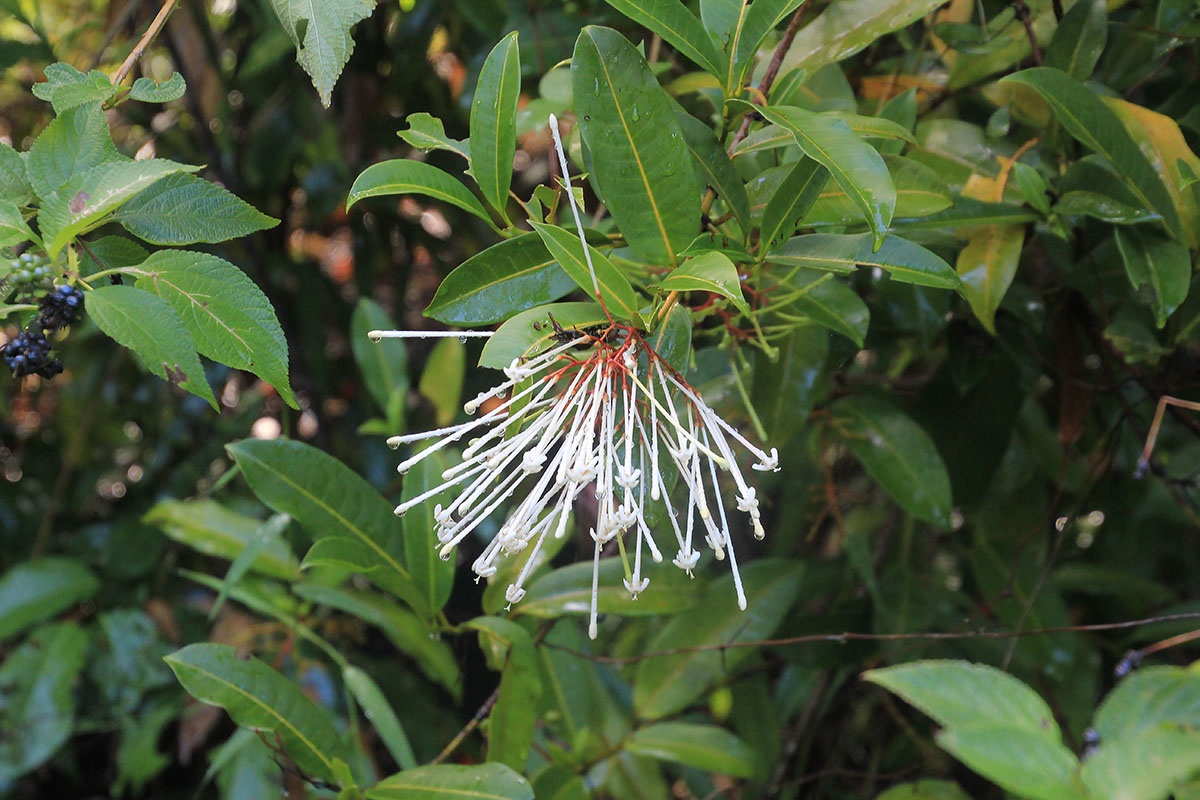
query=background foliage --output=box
[4,0,1200,798]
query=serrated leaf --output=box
[765,233,961,289]
[478,302,607,369]
[116,172,278,244]
[77,235,148,275]
[347,159,494,227]
[1115,227,1191,328]
[779,0,945,76]
[26,103,121,200]
[84,284,216,407]
[352,298,408,412]
[0,558,98,640]
[1093,665,1200,743]
[343,666,416,770]
[470,32,520,219]
[40,158,199,256]
[268,0,375,106]
[366,763,533,800]
[626,722,756,778]
[573,26,700,265]
[600,0,724,78]
[398,112,469,159]
[132,250,294,406]
[0,200,37,248]
[659,251,749,315]
[32,63,117,112]
[142,498,300,580]
[675,111,750,233]
[760,157,827,251]
[0,143,33,207]
[425,234,576,325]
[529,221,639,320]
[956,223,1025,334]
[128,73,186,103]
[164,643,349,782]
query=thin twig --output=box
[1013,1,1043,66]
[727,3,810,156]
[431,686,500,765]
[110,0,180,86]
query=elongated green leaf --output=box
[893,198,1039,229]
[367,763,534,800]
[400,454,455,617]
[936,725,1085,800]
[116,173,278,244]
[26,103,121,200]
[347,159,494,226]
[479,302,607,369]
[398,112,469,159]
[85,284,216,407]
[728,0,805,94]
[626,722,756,777]
[779,270,869,346]
[31,63,117,112]
[651,296,693,373]
[425,234,576,325]
[0,143,33,207]
[766,233,961,289]
[143,499,300,579]
[675,111,750,233]
[1082,728,1200,800]
[128,73,186,103]
[760,157,827,251]
[0,558,98,640]
[0,200,36,248]
[417,337,464,426]
[634,560,802,719]
[343,666,417,770]
[573,26,700,265]
[529,221,639,320]
[806,155,951,226]
[601,0,724,78]
[268,0,374,106]
[1053,190,1155,224]
[779,0,943,75]
[211,514,290,617]
[41,159,199,256]
[517,559,699,619]
[735,101,895,246]
[133,250,295,407]
[752,326,828,444]
[956,224,1025,335]
[0,623,88,782]
[352,298,408,415]
[468,618,540,771]
[1000,67,1182,239]
[1045,0,1106,80]
[1115,227,1191,328]
[470,32,520,218]
[659,251,749,315]
[164,643,348,782]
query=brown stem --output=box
[110,0,180,86]
[727,2,810,156]
[1013,1,1043,66]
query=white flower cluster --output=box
[383,328,779,638]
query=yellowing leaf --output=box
[956,224,1024,334]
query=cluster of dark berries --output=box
[3,329,62,378]
[37,284,84,330]
[2,262,84,379]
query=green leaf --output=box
[347,159,494,227]
[268,0,375,106]
[777,271,869,346]
[650,300,692,373]
[467,618,540,771]
[573,26,700,265]
[77,235,148,276]
[956,224,1025,335]
[722,0,806,95]
[398,112,469,159]
[399,453,455,616]
[1045,0,1106,81]
[0,623,89,782]
[1115,227,1191,328]
[133,250,295,407]
[516,559,700,619]
[760,157,827,251]
[343,666,417,771]
[1053,191,1156,225]
[735,101,895,246]
[426,234,576,325]
[529,221,639,320]
[142,498,300,580]
[352,298,408,412]
[0,558,98,640]
[417,337,465,427]
[830,395,952,525]
[470,31,520,218]
[366,763,534,800]
[675,111,750,233]
[893,197,1038,229]
[876,781,971,800]
[26,103,121,200]
[600,0,724,79]
[164,643,349,782]
[211,514,290,618]
[659,251,750,315]
[1082,728,1200,800]
[806,155,951,226]
[752,326,828,444]
[225,439,418,606]
[0,142,33,207]
[634,560,802,719]
[31,63,117,112]
[478,302,607,369]
[0,200,36,248]
[84,284,216,407]
[935,725,1085,800]
[999,67,1183,240]
[625,722,756,777]
[1092,665,1200,743]
[40,158,199,256]
[116,173,278,244]
[778,0,945,76]
[128,73,186,103]
[765,233,961,289]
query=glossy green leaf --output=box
[352,298,408,413]
[0,142,33,207]
[479,302,607,369]
[347,159,494,226]
[425,234,576,325]
[164,643,349,782]
[766,233,961,289]
[1045,0,1106,80]
[659,251,749,315]
[1082,728,1200,800]
[0,623,88,782]
[399,454,455,616]
[893,198,1039,229]
[0,558,98,640]
[116,173,278,244]
[779,0,944,76]
[0,200,36,248]
[132,250,295,407]
[936,725,1085,800]
[830,395,952,525]
[268,0,374,106]
[634,560,802,719]
[675,111,750,233]
[600,0,724,78]
[626,722,756,777]
[806,155,952,226]
[143,499,300,580]
[999,67,1182,240]
[780,271,869,346]
[573,26,700,265]
[468,618,540,771]
[85,284,216,408]
[517,559,700,619]
[1115,227,1191,328]
[1053,191,1156,224]
[470,32,520,218]
[752,326,828,444]
[529,221,639,320]
[343,666,417,770]
[760,157,827,251]
[956,223,1025,335]
[26,103,120,200]
[366,763,534,800]
[680,232,755,263]
[31,63,117,112]
[877,89,918,156]
[650,300,693,373]
[128,72,186,103]
[735,101,895,246]
[40,158,199,256]
[398,112,469,159]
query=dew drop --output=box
[632,107,639,122]
[459,335,468,344]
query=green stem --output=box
[729,349,769,442]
